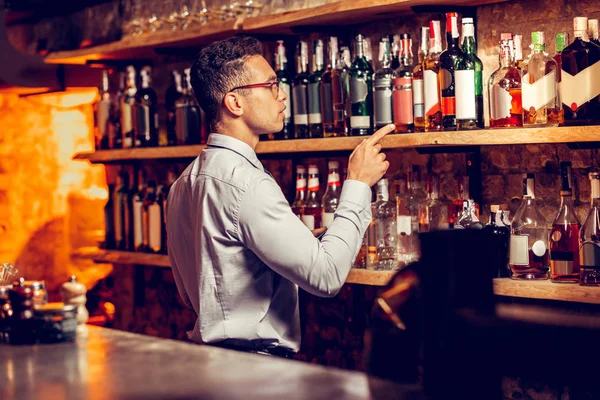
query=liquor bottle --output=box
[94,69,112,150]
[307,40,324,139]
[424,20,443,132]
[397,165,427,266]
[426,175,449,231]
[561,17,600,125]
[133,169,148,252]
[448,175,478,227]
[455,17,484,130]
[175,68,202,145]
[114,170,133,251]
[274,40,294,140]
[121,65,137,148]
[439,12,463,130]
[509,173,550,280]
[293,41,310,139]
[589,18,600,46]
[302,165,322,230]
[144,180,163,254]
[331,46,351,137]
[550,161,581,283]
[392,34,414,133]
[483,205,511,278]
[165,70,183,146]
[455,199,483,229]
[554,33,568,84]
[112,71,125,149]
[373,178,398,270]
[159,167,178,254]
[373,37,394,130]
[135,66,159,147]
[513,34,524,70]
[104,184,116,250]
[580,172,600,286]
[350,34,374,136]
[321,161,341,227]
[391,34,401,71]
[413,27,429,133]
[489,37,523,128]
[321,37,337,138]
[291,165,307,218]
[522,32,562,127]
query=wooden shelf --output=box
[346,269,397,285]
[46,0,509,64]
[74,126,600,163]
[493,279,600,305]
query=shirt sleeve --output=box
[236,175,372,297]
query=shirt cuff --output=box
[339,180,372,212]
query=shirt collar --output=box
[206,133,264,172]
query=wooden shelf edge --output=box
[73,145,207,163]
[493,278,600,305]
[71,247,171,268]
[346,269,396,286]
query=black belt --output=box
[211,341,295,359]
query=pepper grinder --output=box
[60,275,88,328]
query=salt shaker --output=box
[60,275,88,327]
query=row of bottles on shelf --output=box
[290,161,600,287]
[103,167,178,254]
[94,66,209,151]
[271,14,600,140]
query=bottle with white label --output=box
[521,31,561,127]
[135,66,159,147]
[291,165,307,218]
[308,40,324,138]
[321,37,338,138]
[121,65,137,148]
[509,173,550,280]
[350,34,374,136]
[439,12,463,130]
[94,69,112,150]
[133,169,148,252]
[373,179,398,270]
[396,165,427,266]
[275,40,294,140]
[321,161,341,228]
[413,27,429,133]
[580,172,600,286]
[488,37,523,128]
[302,165,322,230]
[423,20,443,132]
[293,41,310,139]
[392,33,414,133]
[373,38,394,130]
[455,18,484,130]
[143,180,163,254]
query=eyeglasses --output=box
[230,80,280,99]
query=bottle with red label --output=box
[291,165,307,218]
[488,34,523,128]
[439,12,463,131]
[302,165,322,230]
[392,33,414,133]
[423,20,443,132]
[322,161,341,227]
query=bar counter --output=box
[0,326,423,400]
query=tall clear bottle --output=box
[331,46,351,137]
[550,161,581,283]
[509,173,549,280]
[439,12,462,130]
[393,34,414,133]
[135,66,159,147]
[275,40,294,140]
[374,37,394,130]
[373,179,398,270]
[350,34,374,136]
[413,27,429,133]
[455,18,484,130]
[522,32,562,127]
[95,69,112,150]
[426,175,449,231]
[175,68,202,145]
[121,65,137,148]
[321,161,341,227]
[424,20,443,132]
[302,165,322,230]
[291,165,307,219]
[308,40,324,138]
[165,70,183,146]
[397,165,427,266]
[561,17,600,125]
[133,169,148,252]
[489,37,523,128]
[293,41,310,139]
[580,172,600,286]
[321,37,338,138]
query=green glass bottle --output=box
[275,40,294,140]
[455,17,484,130]
[308,39,324,138]
[350,34,374,136]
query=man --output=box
[166,36,393,357]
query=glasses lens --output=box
[272,82,279,98]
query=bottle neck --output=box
[327,168,340,186]
[400,38,413,67]
[295,175,307,200]
[575,30,589,41]
[141,74,151,89]
[101,71,110,92]
[356,39,365,60]
[377,183,389,202]
[462,35,476,55]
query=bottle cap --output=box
[500,32,512,41]
[296,165,306,173]
[531,31,545,46]
[328,161,339,169]
[574,17,588,33]
[308,165,319,174]
[555,33,567,52]
[490,205,500,213]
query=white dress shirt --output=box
[166,133,372,352]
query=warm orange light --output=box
[30,88,98,108]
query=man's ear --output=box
[223,92,244,117]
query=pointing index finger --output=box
[366,124,395,147]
